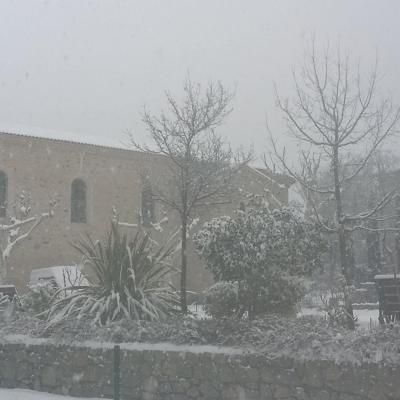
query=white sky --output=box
[0,0,399,161]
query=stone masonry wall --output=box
[0,337,399,400]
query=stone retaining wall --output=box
[0,336,399,400]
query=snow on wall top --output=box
[374,274,400,280]
[1,334,244,355]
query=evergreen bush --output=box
[203,281,238,318]
[194,204,326,318]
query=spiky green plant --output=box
[47,223,179,326]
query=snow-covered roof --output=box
[245,166,294,188]
[0,128,134,153]
[0,129,174,167]
[0,130,293,193]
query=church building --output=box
[0,131,291,293]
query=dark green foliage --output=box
[203,282,239,318]
[21,282,57,317]
[319,275,358,329]
[194,205,326,317]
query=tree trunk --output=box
[180,215,188,314]
[366,193,382,280]
[337,226,355,329]
[366,220,382,279]
[333,145,355,329]
[394,195,400,310]
[0,256,7,285]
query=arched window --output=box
[71,178,87,223]
[141,181,154,226]
[0,170,7,218]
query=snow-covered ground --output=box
[0,389,102,400]
[188,304,208,319]
[190,304,380,330]
[299,307,379,329]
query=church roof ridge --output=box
[0,130,291,187]
[0,130,157,157]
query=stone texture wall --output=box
[0,337,399,400]
[0,132,171,290]
[0,132,290,294]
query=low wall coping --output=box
[0,334,245,355]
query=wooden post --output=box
[113,345,120,400]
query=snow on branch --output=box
[0,193,57,284]
[343,190,398,223]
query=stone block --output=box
[294,386,306,400]
[162,351,195,379]
[122,349,143,372]
[325,363,342,382]
[171,378,192,394]
[218,363,236,383]
[1,359,16,381]
[157,381,173,394]
[199,381,221,398]
[186,385,200,398]
[234,363,259,383]
[143,375,158,394]
[71,350,89,368]
[275,368,301,387]
[221,385,244,400]
[259,365,279,384]
[193,361,218,381]
[16,362,34,382]
[259,383,274,400]
[40,366,57,387]
[164,395,192,400]
[308,388,330,400]
[120,385,142,400]
[338,394,361,400]
[301,361,325,388]
[273,384,292,399]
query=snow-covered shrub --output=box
[319,275,358,329]
[0,191,57,285]
[204,282,238,318]
[46,223,179,326]
[0,293,18,321]
[194,205,326,318]
[0,293,9,308]
[21,282,57,317]
[300,277,325,308]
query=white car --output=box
[0,285,19,304]
[29,265,89,294]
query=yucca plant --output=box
[46,223,179,326]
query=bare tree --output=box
[0,192,57,284]
[303,150,400,280]
[132,78,251,313]
[270,40,400,329]
[343,151,400,279]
